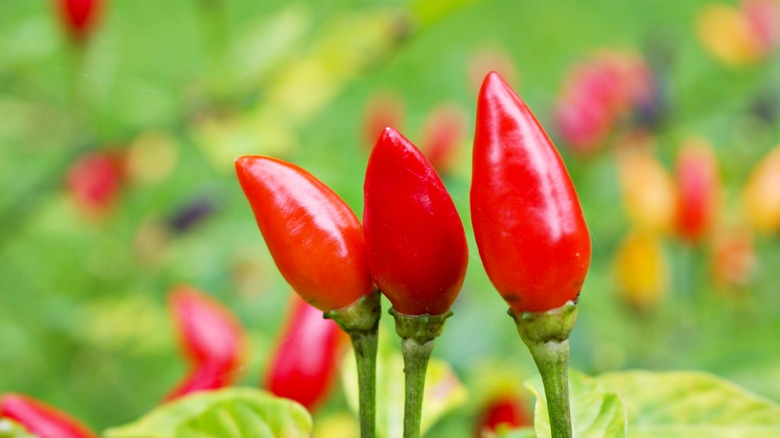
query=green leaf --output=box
[525,369,627,438]
[597,370,780,437]
[104,388,312,438]
[342,328,468,438]
[0,420,35,438]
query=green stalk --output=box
[511,301,578,438]
[400,338,433,438]
[389,309,452,438]
[326,292,382,438]
[348,328,379,438]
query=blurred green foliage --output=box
[2,0,780,435]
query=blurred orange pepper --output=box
[710,224,757,291]
[742,146,780,233]
[613,230,668,312]
[616,139,676,233]
[696,3,766,67]
[674,138,720,244]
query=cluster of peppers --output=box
[236,71,591,438]
[0,71,589,436]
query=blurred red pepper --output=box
[65,150,124,217]
[57,0,101,43]
[235,156,375,312]
[163,362,234,402]
[742,0,780,54]
[0,393,97,438]
[476,394,532,437]
[169,285,244,370]
[165,286,245,401]
[363,127,468,316]
[472,72,591,313]
[419,103,467,176]
[674,138,720,243]
[363,91,406,149]
[553,51,658,153]
[265,295,346,411]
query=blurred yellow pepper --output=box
[696,3,765,67]
[742,146,780,233]
[616,140,676,233]
[613,230,669,312]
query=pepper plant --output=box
[235,156,381,437]
[363,127,468,438]
[471,72,592,438]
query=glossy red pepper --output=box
[235,156,375,312]
[363,127,468,316]
[471,72,591,313]
[164,362,234,401]
[265,295,345,411]
[169,285,244,369]
[674,138,720,243]
[58,0,101,42]
[0,393,97,438]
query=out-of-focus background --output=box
[2,0,780,435]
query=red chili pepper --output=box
[0,393,97,438]
[419,103,467,175]
[66,151,124,217]
[165,286,245,401]
[363,127,468,316]
[265,295,346,411]
[674,138,720,243]
[163,362,234,402]
[476,394,532,436]
[57,0,101,42]
[169,285,244,369]
[471,72,591,313]
[363,91,406,149]
[235,156,375,312]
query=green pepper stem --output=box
[349,328,379,438]
[527,338,572,438]
[326,292,382,438]
[400,338,433,438]
[389,308,452,438]
[511,301,578,438]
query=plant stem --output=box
[326,292,382,438]
[348,328,379,438]
[389,309,452,438]
[527,338,572,438]
[511,301,578,438]
[400,338,433,438]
